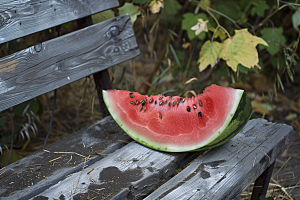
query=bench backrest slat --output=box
[0,0,119,44]
[0,14,139,112]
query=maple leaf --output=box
[219,29,268,72]
[149,0,164,14]
[198,41,222,71]
[191,18,209,36]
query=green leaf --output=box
[133,0,152,3]
[169,44,182,68]
[160,0,182,23]
[238,64,249,74]
[214,0,241,21]
[260,27,286,56]
[197,40,222,71]
[292,8,300,31]
[119,3,141,25]
[182,13,209,40]
[250,1,269,17]
[0,118,4,126]
[91,10,115,24]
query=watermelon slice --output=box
[103,84,252,152]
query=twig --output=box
[87,168,94,175]
[53,152,91,160]
[73,157,88,194]
[49,156,62,163]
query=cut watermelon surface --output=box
[103,84,252,152]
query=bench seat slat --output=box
[30,140,201,200]
[0,116,132,199]
[145,119,295,200]
[0,14,140,112]
[0,0,119,44]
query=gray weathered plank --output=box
[0,0,119,44]
[0,116,132,199]
[29,141,201,200]
[145,119,296,200]
[0,14,140,112]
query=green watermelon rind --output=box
[193,91,252,151]
[103,89,252,152]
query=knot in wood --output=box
[114,47,119,53]
[109,26,119,37]
[34,44,42,53]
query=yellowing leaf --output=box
[197,40,222,71]
[191,18,209,35]
[219,29,268,72]
[149,0,164,14]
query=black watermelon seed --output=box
[187,108,191,112]
[155,100,157,105]
[198,112,202,117]
[144,98,147,103]
[150,98,153,103]
[129,92,133,95]
[142,102,145,106]
[168,102,171,106]
[199,101,202,107]
[180,98,182,101]
[159,97,163,100]
[177,100,179,105]
[173,102,175,107]
[130,95,134,98]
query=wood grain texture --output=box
[0,116,132,199]
[76,16,112,117]
[145,119,296,200]
[30,139,200,200]
[0,0,119,44]
[0,14,140,112]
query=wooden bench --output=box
[0,1,296,200]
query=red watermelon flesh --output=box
[103,84,252,152]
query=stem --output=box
[255,3,293,33]
[205,8,231,41]
[190,0,241,29]
[184,38,197,77]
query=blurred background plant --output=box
[1,0,300,197]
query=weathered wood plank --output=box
[0,116,132,199]
[0,14,140,112]
[145,119,296,200]
[0,0,119,44]
[29,141,201,200]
